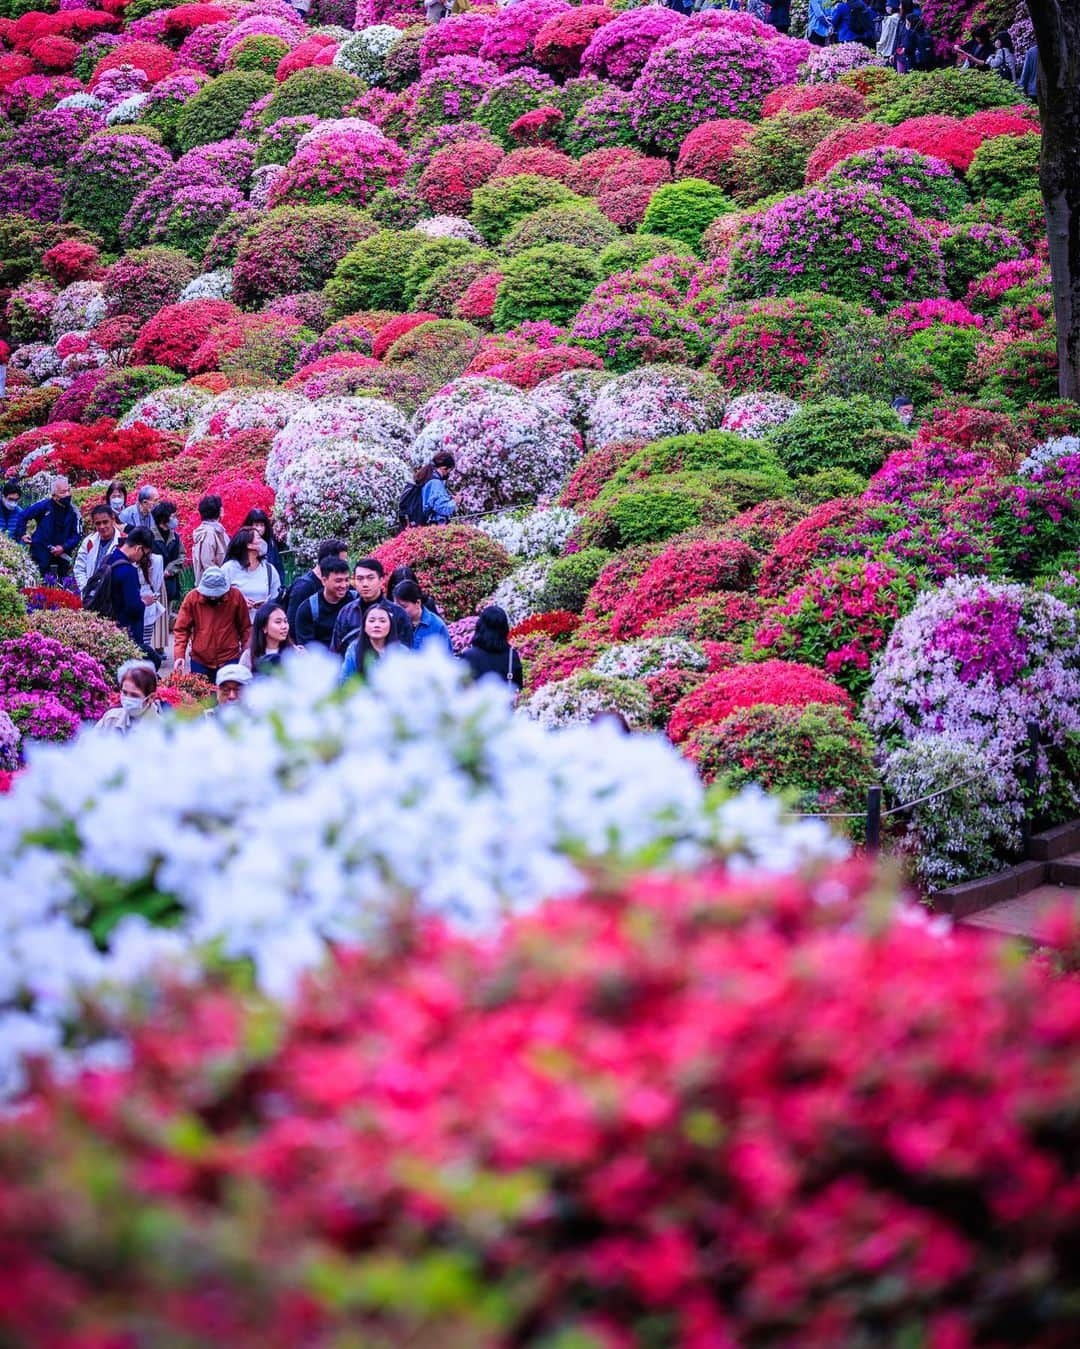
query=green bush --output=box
[870,67,1021,125]
[597,234,693,278]
[470,175,583,245]
[402,238,489,308]
[259,67,366,128]
[254,117,316,169]
[228,34,289,76]
[502,203,619,256]
[941,222,1027,299]
[899,323,982,398]
[369,186,431,231]
[766,396,909,478]
[966,134,1041,204]
[492,244,600,328]
[611,430,780,488]
[325,229,427,316]
[413,257,497,317]
[0,576,28,642]
[175,71,272,152]
[582,476,736,550]
[382,319,483,384]
[538,547,612,613]
[639,179,736,252]
[726,110,840,207]
[997,189,1046,253]
[794,468,869,505]
[475,71,558,147]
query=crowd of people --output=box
[3,454,521,736]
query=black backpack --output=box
[82,557,123,620]
[396,482,430,533]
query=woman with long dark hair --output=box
[242,600,297,674]
[413,450,457,525]
[222,525,282,619]
[105,480,127,518]
[341,601,402,680]
[459,604,523,691]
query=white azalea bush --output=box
[411,384,582,513]
[177,268,234,302]
[278,440,411,558]
[266,395,412,487]
[186,388,309,448]
[586,364,726,449]
[525,670,655,731]
[477,506,580,558]
[334,27,402,84]
[592,636,710,679]
[488,557,555,625]
[118,383,212,432]
[1019,435,1080,476]
[0,647,844,1096]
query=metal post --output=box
[1022,722,1040,855]
[865,786,882,852]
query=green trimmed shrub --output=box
[899,323,983,398]
[503,203,619,256]
[766,396,910,478]
[794,468,869,505]
[402,237,488,308]
[259,67,366,128]
[492,243,600,328]
[582,475,737,549]
[324,229,427,316]
[870,67,1021,125]
[597,234,693,278]
[611,430,779,488]
[941,222,1028,299]
[966,133,1041,204]
[725,110,840,207]
[470,174,583,244]
[228,34,289,76]
[176,70,274,152]
[538,547,612,613]
[639,179,736,251]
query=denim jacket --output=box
[421,475,456,524]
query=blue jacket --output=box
[829,3,862,42]
[808,0,833,37]
[104,546,146,646]
[0,498,21,539]
[421,475,456,525]
[15,497,81,574]
[411,606,452,654]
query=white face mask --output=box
[110,497,124,510]
[120,693,147,715]
[254,539,268,559]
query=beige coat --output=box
[191,520,229,583]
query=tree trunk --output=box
[1026,1,1080,401]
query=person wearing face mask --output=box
[891,394,915,429]
[73,503,121,595]
[16,475,82,578]
[0,482,22,539]
[240,508,283,577]
[93,660,162,736]
[151,501,187,609]
[105,481,128,519]
[222,526,282,620]
[173,565,251,683]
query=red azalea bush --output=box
[804,121,889,183]
[372,524,513,621]
[90,40,175,87]
[563,145,641,196]
[27,36,79,73]
[40,238,101,286]
[483,345,604,389]
[610,536,759,638]
[885,115,983,172]
[508,106,564,145]
[763,81,865,119]
[668,658,853,744]
[10,863,1080,1346]
[22,419,171,486]
[758,498,875,597]
[130,298,239,374]
[492,146,576,183]
[675,118,753,185]
[371,310,440,360]
[533,5,615,78]
[416,138,505,216]
[510,609,579,641]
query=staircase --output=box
[931,822,1080,946]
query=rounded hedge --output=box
[766,395,910,478]
[470,173,583,244]
[639,179,736,252]
[493,243,600,329]
[233,204,378,308]
[259,66,366,128]
[824,145,969,220]
[325,229,427,316]
[176,70,273,152]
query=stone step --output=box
[1048,854,1080,886]
[959,884,1080,945]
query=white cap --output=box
[215,663,252,687]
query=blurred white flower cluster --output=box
[0,648,845,1097]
